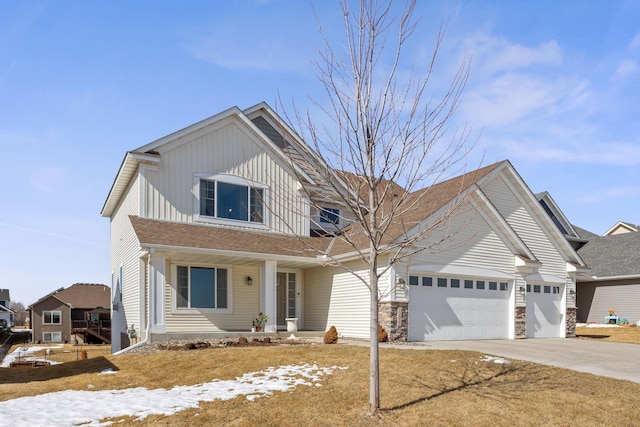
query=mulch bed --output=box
[124,336,312,354]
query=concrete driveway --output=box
[417,338,640,384]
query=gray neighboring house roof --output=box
[572,225,599,240]
[0,289,10,302]
[577,232,640,279]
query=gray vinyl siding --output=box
[142,118,307,235]
[577,280,640,324]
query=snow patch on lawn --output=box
[576,323,622,328]
[0,363,347,426]
[481,355,511,364]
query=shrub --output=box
[80,349,88,360]
[378,324,388,342]
[324,326,338,344]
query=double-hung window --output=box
[43,310,62,325]
[176,265,229,310]
[197,175,265,224]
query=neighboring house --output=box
[102,102,588,353]
[603,221,639,236]
[28,284,111,344]
[0,289,14,327]
[576,231,640,324]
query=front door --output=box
[276,272,297,328]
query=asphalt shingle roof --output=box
[577,232,640,278]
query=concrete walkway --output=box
[388,338,640,384]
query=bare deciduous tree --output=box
[288,0,475,413]
[9,301,28,326]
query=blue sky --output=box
[2,1,639,305]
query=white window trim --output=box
[193,173,269,229]
[43,332,62,342]
[170,263,233,314]
[43,310,62,325]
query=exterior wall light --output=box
[247,276,253,286]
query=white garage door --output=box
[408,276,510,341]
[525,284,563,338]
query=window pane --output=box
[250,188,264,223]
[534,285,541,293]
[500,282,508,291]
[177,266,189,308]
[489,281,497,290]
[320,207,340,224]
[422,277,432,287]
[544,285,551,294]
[409,276,419,286]
[217,181,248,221]
[216,269,228,309]
[477,281,485,290]
[191,267,216,308]
[464,280,473,289]
[200,180,215,216]
[451,279,460,288]
[437,278,447,287]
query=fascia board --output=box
[470,186,536,260]
[142,243,324,265]
[101,152,160,217]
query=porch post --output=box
[148,252,166,334]
[263,260,277,333]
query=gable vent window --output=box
[196,176,266,225]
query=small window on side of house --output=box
[489,281,497,290]
[476,281,485,290]
[500,282,508,291]
[409,276,419,286]
[544,285,551,294]
[43,311,62,325]
[464,280,473,289]
[450,279,460,288]
[422,277,432,287]
[437,278,447,287]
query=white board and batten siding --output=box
[142,119,308,236]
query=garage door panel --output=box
[526,289,563,338]
[409,282,509,341]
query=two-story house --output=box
[102,102,588,353]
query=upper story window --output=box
[43,310,62,325]
[195,174,267,226]
[319,207,340,225]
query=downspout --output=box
[113,249,152,355]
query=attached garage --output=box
[408,274,511,341]
[525,283,564,338]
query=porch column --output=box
[148,252,166,333]
[262,260,277,333]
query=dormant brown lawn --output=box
[1,328,639,426]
